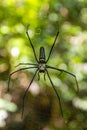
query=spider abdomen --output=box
[39,47,46,63]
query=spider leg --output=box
[7,66,37,92]
[26,25,38,63]
[37,71,40,80]
[46,65,79,93]
[46,25,59,63]
[46,69,63,117]
[15,63,38,67]
[22,68,39,118]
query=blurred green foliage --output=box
[0,0,87,129]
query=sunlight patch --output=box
[11,47,20,57]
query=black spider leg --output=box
[26,25,38,63]
[46,65,79,93]
[22,68,39,118]
[15,63,37,67]
[46,26,59,63]
[46,69,63,117]
[8,66,37,92]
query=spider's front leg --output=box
[37,71,40,80]
[7,66,37,92]
[46,65,79,93]
[46,69,63,117]
[22,68,39,118]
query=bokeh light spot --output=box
[11,47,20,57]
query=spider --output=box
[8,25,79,118]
